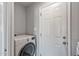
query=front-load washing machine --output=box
[14,35,36,56]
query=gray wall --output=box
[14,3,35,35]
[25,6,34,34]
[71,2,79,56]
[14,3,26,35]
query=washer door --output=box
[19,42,36,56]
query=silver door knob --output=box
[63,42,67,45]
[63,36,66,39]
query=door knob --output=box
[63,42,67,45]
[63,36,66,39]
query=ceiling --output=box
[15,2,34,6]
[14,2,48,7]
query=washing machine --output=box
[14,35,36,56]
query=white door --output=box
[39,3,68,56]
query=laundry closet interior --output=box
[13,2,53,56]
[13,2,38,56]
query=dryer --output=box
[14,35,36,56]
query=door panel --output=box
[39,3,68,56]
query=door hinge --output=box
[40,13,42,16]
[4,49,7,52]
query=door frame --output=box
[67,2,72,56]
[38,2,71,56]
[6,2,14,56]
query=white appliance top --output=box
[14,35,34,40]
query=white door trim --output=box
[67,2,72,56]
[11,2,14,56]
[6,2,14,56]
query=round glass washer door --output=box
[19,42,36,56]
